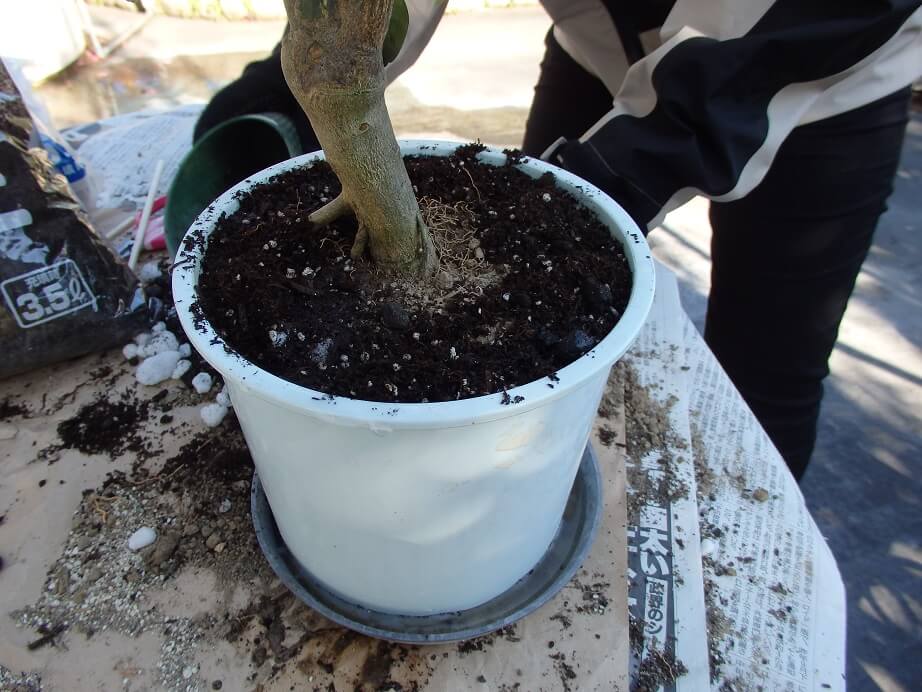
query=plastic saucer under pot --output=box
[250,443,603,644]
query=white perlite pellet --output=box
[215,387,231,408]
[200,403,228,428]
[171,359,191,380]
[191,372,213,394]
[136,351,181,386]
[128,527,157,551]
[139,331,179,358]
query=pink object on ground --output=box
[144,215,166,250]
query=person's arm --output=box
[545,0,922,230]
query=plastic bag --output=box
[0,60,146,380]
[2,57,98,214]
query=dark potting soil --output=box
[57,393,151,457]
[194,145,632,403]
[0,397,29,421]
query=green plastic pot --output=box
[164,113,303,259]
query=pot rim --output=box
[171,140,655,429]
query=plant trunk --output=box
[280,1,435,276]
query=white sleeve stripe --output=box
[651,8,922,226]
[559,0,779,140]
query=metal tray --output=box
[251,444,602,644]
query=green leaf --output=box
[382,0,409,65]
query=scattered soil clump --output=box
[456,625,521,655]
[574,578,611,615]
[703,575,733,680]
[632,646,689,692]
[0,397,29,421]
[629,616,688,692]
[692,424,717,501]
[56,392,151,457]
[0,666,42,691]
[620,360,690,521]
[620,356,691,690]
[622,360,681,462]
[15,419,264,689]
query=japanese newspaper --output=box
[682,309,846,691]
[623,270,709,691]
[624,267,845,691]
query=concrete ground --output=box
[32,6,922,691]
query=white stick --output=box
[104,215,135,240]
[128,159,164,271]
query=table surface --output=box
[0,111,845,690]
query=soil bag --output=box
[0,61,146,379]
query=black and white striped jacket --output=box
[395,0,922,228]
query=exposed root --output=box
[420,196,481,277]
[91,495,118,524]
[308,194,352,228]
[309,196,430,274]
[385,196,499,314]
[305,194,491,306]
[460,165,482,200]
[351,222,369,260]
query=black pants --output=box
[523,30,911,480]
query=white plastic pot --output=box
[173,141,655,615]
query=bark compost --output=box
[193,145,633,403]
